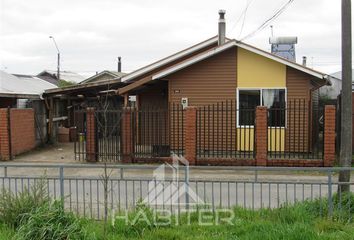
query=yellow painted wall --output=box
[236,128,254,151]
[237,48,286,88]
[267,128,285,152]
[236,128,285,152]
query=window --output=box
[239,90,260,126]
[237,88,286,127]
[264,89,286,127]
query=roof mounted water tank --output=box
[269,36,298,62]
[269,37,298,44]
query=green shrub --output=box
[15,200,91,240]
[0,179,49,228]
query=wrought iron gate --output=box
[73,109,123,162]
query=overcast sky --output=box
[0,0,352,77]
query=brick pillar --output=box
[185,107,197,165]
[0,109,10,160]
[122,107,133,163]
[86,108,97,162]
[255,106,267,166]
[324,105,336,167]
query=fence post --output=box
[324,105,336,167]
[0,108,11,161]
[59,166,64,203]
[184,164,189,210]
[327,170,333,218]
[122,107,133,163]
[255,106,268,166]
[86,107,97,162]
[184,107,197,165]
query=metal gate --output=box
[73,109,123,162]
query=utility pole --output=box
[49,36,60,81]
[339,0,352,193]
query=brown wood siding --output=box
[286,67,312,101]
[135,82,169,146]
[166,48,237,153]
[129,42,219,84]
[168,47,237,106]
[286,67,314,153]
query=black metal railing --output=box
[73,108,123,162]
[267,99,324,159]
[73,109,87,161]
[196,100,255,159]
[132,103,184,159]
[95,109,122,162]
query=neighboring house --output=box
[80,70,126,84]
[319,69,354,99]
[1,71,56,107]
[0,70,57,146]
[43,73,127,136]
[37,70,86,86]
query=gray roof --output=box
[330,69,354,81]
[37,70,86,83]
[80,70,127,84]
[0,71,56,98]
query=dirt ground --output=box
[13,143,76,163]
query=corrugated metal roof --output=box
[37,70,86,83]
[0,70,57,97]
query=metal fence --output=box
[95,109,123,162]
[1,163,352,220]
[267,99,324,159]
[73,108,87,161]
[132,103,185,159]
[196,100,255,159]
[73,109,123,162]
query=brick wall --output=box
[86,108,97,162]
[0,108,35,160]
[0,109,10,160]
[323,105,336,167]
[185,107,197,165]
[255,106,267,166]
[121,107,133,163]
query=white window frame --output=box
[236,87,287,128]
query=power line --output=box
[240,0,295,41]
[238,0,254,38]
[230,0,254,33]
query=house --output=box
[80,70,127,84]
[0,71,57,154]
[319,69,354,100]
[43,10,337,165]
[0,71,56,108]
[114,11,334,157]
[37,70,86,86]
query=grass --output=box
[2,201,353,240]
[87,202,354,240]
[0,185,353,240]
